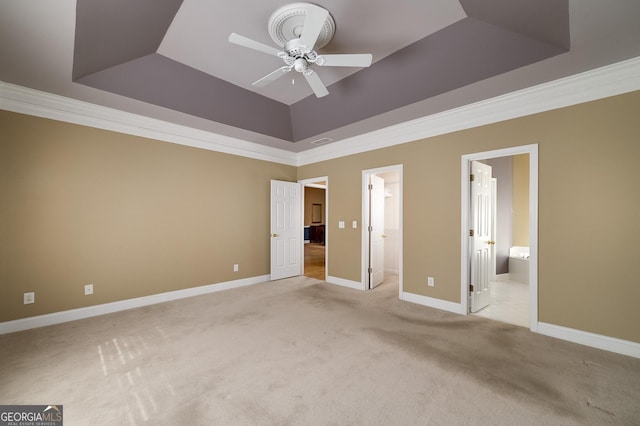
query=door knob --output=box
[486,240,496,245]
[271,233,279,237]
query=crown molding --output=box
[2,56,640,167]
[296,56,640,166]
[0,82,298,166]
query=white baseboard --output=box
[401,291,464,315]
[0,275,269,335]
[538,322,640,359]
[326,276,364,291]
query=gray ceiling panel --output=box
[73,0,183,80]
[77,54,293,141]
[289,18,567,141]
[460,0,570,49]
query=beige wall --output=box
[299,91,640,343]
[512,154,530,246]
[2,91,639,344]
[0,111,296,322]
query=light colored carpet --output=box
[1,276,639,425]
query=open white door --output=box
[270,180,301,280]
[369,175,385,288]
[490,177,497,282]
[470,161,494,312]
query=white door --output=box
[470,161,494,312]
[490,177,497,282]
[270,180,301,280]
[369,175,385,288]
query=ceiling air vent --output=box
[310,137,333,145]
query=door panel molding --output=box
[470,161,493,312]
[270,180,302,280]
[369,174,385,288]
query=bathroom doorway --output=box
[461,145,538,331]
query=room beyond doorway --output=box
[300,177,328,281]
[470,155,530,328]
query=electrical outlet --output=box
[84,284,93,295]
[233,264,239,272]
[24,292,35,304]
[428,277,435,287]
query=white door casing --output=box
[470,161,493,313]
[369,174,385,288]
[270,180,301,280]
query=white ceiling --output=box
[157,0,466,104]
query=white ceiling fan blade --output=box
[304,71,329,98]
[228,33,281,57]
[298,4,329,50]
[253,67,291,87]
[317,54,373,68]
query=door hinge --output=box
[469,229,474,237]
[470,174,475,182]
[368,267,373,274]
[469,284,474,292]
[368,225,373,232]
[368,184,373,190]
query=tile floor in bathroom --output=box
[473,278,530,328]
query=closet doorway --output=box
[361,165,403,297]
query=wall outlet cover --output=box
[24,292,35,304]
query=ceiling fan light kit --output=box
[228,2,373,98]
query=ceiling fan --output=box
[228,2,373,98]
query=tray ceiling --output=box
[1,0,640,152]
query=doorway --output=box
[362,165,403,297]
[299,177,328,281]
[461,145,538,331]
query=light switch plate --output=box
[352,221,358,229]
[338,221,345,229]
